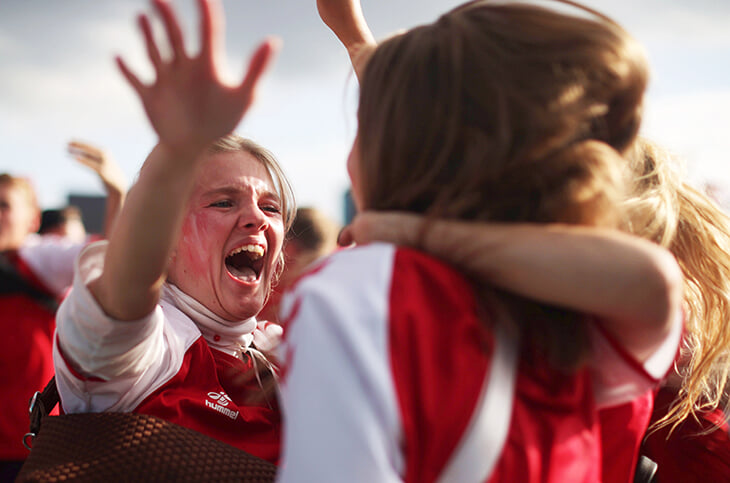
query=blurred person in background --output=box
[0,141,125,480]
[39,206,87,243]
[258,207,339,325]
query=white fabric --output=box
[436,319,519,483]
[277,244,404,483]
[252,321,284,353]
[591,309,683,408]
[161,283,256,357]
[277,242,683,482]
[53,240,262,413]
[18,233,84,295]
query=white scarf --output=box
[161,283,279,407]
[161,283,256,358]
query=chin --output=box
[226,298,264,321]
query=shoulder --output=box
[293,242,397,287]
[19,234,87,294]
[291,243,466,296]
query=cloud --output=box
[643,89,730,185]
[638,8,730,47]
[1,0,729,219]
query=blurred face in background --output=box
[0,182,39,251]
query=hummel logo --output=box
[207,391,233,406]
[205,391,239,420]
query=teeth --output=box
[229,244,264,260]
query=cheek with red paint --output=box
[177,212,215,278]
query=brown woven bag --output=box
[17,378,277,482]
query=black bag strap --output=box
[0,251,59,312]
[633,454,658,483]
[23,377,60,450]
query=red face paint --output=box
[167,151,285,321]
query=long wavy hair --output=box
[625,138,730,431]
[355,0,648,369]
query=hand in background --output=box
[67,140,128,237]
[316,0,375,79]
[68,140,127,195]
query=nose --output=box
[237,202,268,231]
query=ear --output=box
[27,209,41,235]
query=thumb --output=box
[337,224,355,247]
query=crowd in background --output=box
[2,0,730,482]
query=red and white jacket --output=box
[276,243,682,482]
[54,242,281,463]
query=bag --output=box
[17,378,277,482]
[634,455,658,483]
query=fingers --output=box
[198,0,224,62]
[68,140,95,155]
[68,142,102,161]
[116,55,146,97]
[72,156,100,172]
[138,14,162,70]
[152,0,186,62]
[68,141,104,170]
[237,37,281,106]
[337,225,355,247]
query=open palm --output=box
[118,0,278,157]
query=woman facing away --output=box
[52,0,292,464]
[347,138,730,482]
[276,1,683,481]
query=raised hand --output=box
[317,0,374,46]
[316,0,375,79]
[68,140,128,237]
[116,0,279,158]
[68,140,127,194]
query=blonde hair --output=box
[625,138,730,432]
[0,173,40,214]
[356,0,646,368]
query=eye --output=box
[209,200,233,208]
[261,204,281,214]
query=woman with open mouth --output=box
[51,0,293,464]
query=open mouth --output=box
[225,244,265,282]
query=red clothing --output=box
[55,241,281,464]
[387,249,600,483]
[277,244,681,482]
[642,386,730,483]
[599,392,655,483]
[57,317,281,464]
[110,339,280,462]
[0,292,56,460]
[0,248,68,460]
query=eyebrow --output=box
[202,185,280,201]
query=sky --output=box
[1,0,729,225]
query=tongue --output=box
[227,265,257,282]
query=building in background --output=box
[67,194,106,235]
